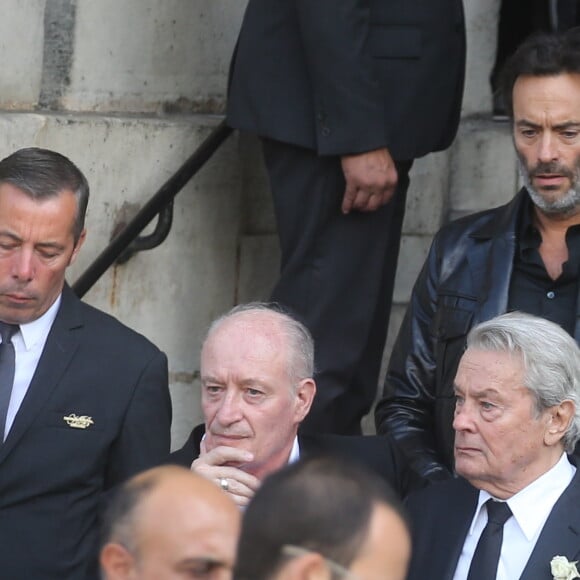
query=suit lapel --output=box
[519,471,580,580]
[440,481,479,580]
[407,479,478,580]
[0,287,82,463]
[297,433,318,458]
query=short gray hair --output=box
[205,302,315,384]
[466,312,580,453]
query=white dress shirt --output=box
[453,453,576,580]
[289,435,300,463]
[3,296,61,440]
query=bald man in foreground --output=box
[99,465,240,580]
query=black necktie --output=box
[466,499,513,580]
[0,322,18,441]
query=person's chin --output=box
[454,447,485,471]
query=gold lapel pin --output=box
[63,414,94,429]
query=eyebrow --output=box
[0,231,66,251]
[453,385,502,399]
[201,376,268,388]
[178,557,229,570]
[515,119,580,131]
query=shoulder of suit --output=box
[406,476,474,510]
[73,297,164,357]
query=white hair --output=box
[467,312,580,453]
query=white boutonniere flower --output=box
[551,556,580,580]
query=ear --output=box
[68,228,86,266]
[278,552,332,580]
[293,378,316,423]
[100,543,136,580]
[544,400,575,447]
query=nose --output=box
[214,390,243,426]
[11,248,35,282]
[452,400,476,433]
[537,132,558,164]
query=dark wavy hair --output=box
[499,26,580,118]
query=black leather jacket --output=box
[375,188,580,483]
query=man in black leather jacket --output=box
[375,28,580,486]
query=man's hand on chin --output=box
[191,441,260,507]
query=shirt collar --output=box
[471,453,575,540]
[518,191,539,252]
[17,294,61,351]
[288,435,300,464]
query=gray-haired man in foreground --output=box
[407,312,580,580]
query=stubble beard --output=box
[517,156,580,216]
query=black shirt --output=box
[508,195,580,337]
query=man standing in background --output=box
[227,0,466,434]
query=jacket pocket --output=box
[432,303,474,341]
[431,300,476,396]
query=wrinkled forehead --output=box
[455,348,526,390]
[201,313,293,377]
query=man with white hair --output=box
[376,27,580,486]
[171,302,415,506]
[407,312,580,580]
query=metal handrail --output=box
[72,119,233,298]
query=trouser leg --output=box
[262,138,411,434]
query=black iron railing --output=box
[72,119,233,298]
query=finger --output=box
[192,462,261,495]
[215,466,261,491]
[350,189,372,212]
[198,445,254,466]
[219,476,259,500]
[230,491,253,508]
[379,186,396,206]
[365,193,384,212]
[341,181,358,214]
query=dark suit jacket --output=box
[171,423,422,498]
[227,0,465,161]
[376,188,580,482]
[406,471,580,580]
[0,285,172,580]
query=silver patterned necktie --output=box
[0,322,19,441]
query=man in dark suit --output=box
[376,28,580,486]
[171,302,418,503]
[226,0,466,435]
[406,313,580,580]
[0,148,172,579]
